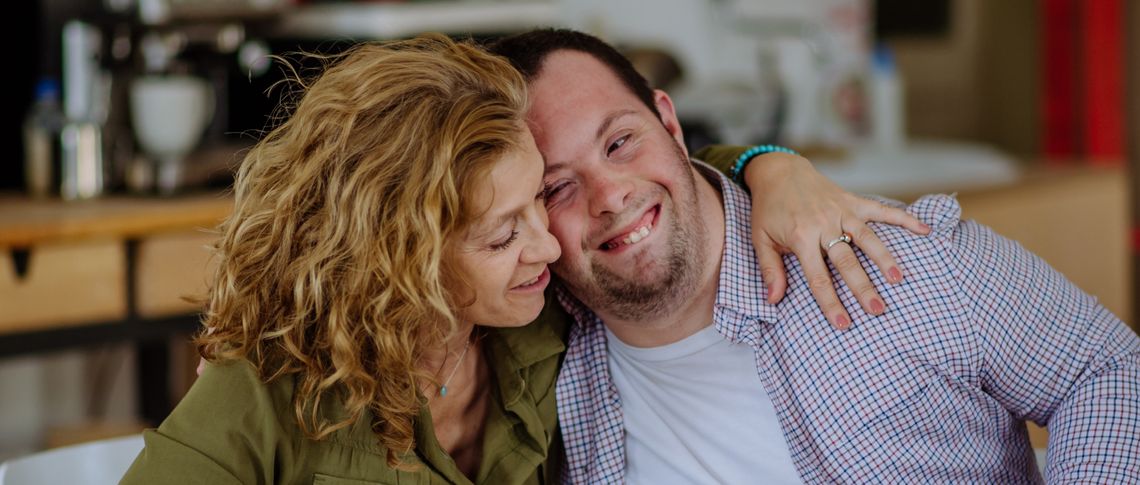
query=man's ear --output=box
[653,89,688,158]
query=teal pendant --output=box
[439,386,448,397]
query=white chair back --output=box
[0,434,144,485]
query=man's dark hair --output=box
[487,28,662,120]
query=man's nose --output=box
[586,175,633,218]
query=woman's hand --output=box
[743,152,930,330]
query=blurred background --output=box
[0,0,1135,462]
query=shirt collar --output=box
[486,298,567,369]
[484,296,567,405]
[698,162,782,337]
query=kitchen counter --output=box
[812,139,1022,199]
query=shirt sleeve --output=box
[119,360,289,484]
[938,204,1140,483]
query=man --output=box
[489,29,1139,484]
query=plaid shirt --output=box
[554,165,1140,484]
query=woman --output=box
[122,34,920,484]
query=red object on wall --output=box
[1041,0,1078,162]
[1040,0,1125,165]
[1081,0,1125,164]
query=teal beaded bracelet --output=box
[729,144,800,184]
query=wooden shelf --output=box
[0,192,233,249]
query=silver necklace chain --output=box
[438,335,473,397]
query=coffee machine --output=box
[118,0,289,195]
[19,0,290,198]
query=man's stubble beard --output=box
[559,142,709,322]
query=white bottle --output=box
[61,20,106,200]
[776,38,822,148]
[23,79,64,198]
[869,44,905,151]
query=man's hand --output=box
[744,152,930,330]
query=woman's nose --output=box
[522,224,561,265]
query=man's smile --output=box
[599,205,660,252]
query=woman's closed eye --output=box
[490,229,519,251]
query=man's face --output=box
[527,50,710,321]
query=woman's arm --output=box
[698,145,930,330]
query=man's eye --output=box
[606,135,630,156]
[543,181,568,204]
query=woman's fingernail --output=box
[888,267,903,283]
[870,298,885,314]
[920,223,932,233]
[835,313,851,330]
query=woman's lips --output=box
[512,266,550,292]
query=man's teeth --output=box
[620,225,652,246]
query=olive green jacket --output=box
[119,146,751,485]
[121,308,568,485]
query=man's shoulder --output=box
[864,193,967,255]
[773,193,973,319]
[878,193,963,235]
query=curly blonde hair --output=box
[196,34,529,466]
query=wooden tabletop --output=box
[0,192,233,248]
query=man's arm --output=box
[942,212,1140,482]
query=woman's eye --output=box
[490,230,519,251]
[606,135,630,156]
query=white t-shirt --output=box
[606,324,803,484]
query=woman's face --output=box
[448,128,561,327]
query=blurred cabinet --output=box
[0,193,230,428]
[0,194,230,351]
[135,231,216,319]
[1,239,126,333]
